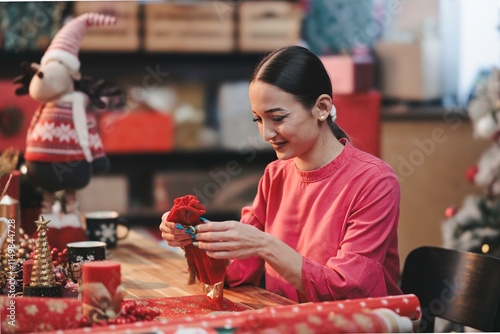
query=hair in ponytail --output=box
[251,45,349,140]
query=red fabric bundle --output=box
[167,195,227,308]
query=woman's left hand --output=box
[195,220,265,260]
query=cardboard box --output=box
[154,169,262,213]
[334,90,381,157]
[144,2,234,52]
[99,111,174,153]
[74,1,140,51]
[375,39,442,101]
[218,81,267,150]
[238,1,302,52]
[77,175,128,214]
[321,55,374,94]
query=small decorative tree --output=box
[23,216,62,297]
[442,69,500,257]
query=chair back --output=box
[400,246,500,332]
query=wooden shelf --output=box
[106,149,276,224]
[121,208,244,226]
[0,51,266,82]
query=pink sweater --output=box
[226,139,402,302]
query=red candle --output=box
[22,259,34,285]
[82,260,121,305]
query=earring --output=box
[320,116,325,121]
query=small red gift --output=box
[167,195,227,309]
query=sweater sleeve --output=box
[302,173,401,301]
[226,169,269,287]
[225,208,265,287]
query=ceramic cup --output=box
[85,211,130,249]
[67,241,106,283]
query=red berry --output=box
[444,206,457,218]
[80,316,90,326]
[466,165,478,183]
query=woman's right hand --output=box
[159,211,193,247]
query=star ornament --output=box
[35,216,51,231]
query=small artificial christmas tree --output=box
[23,216,62,297]
[442,69,500,257]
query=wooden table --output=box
[108,230,296,310]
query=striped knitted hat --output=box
[41,13,117,72]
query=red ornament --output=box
[54,268,67,286]
[79,316,91,327]
[445,206,457,218]
[466,165,479,184]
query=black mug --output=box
[84,211,130,249]
[67,241,106,284]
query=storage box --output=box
[154,169,262,213]
[374,39,441,101]
[218,81,267,150]
[321,55,374,94]
[144,2,235,52]
[77,175,128,214]
[74,1,140,51]
[334,90,381,157]
[99,111,174,153]
[238,1,302,52]
[0,2,66,52]
[0,81,39,152]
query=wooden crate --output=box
[238,1,302,52]
[73,1,140,51]
[144,3,235,52]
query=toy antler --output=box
[75,76,123,109]
[13,61,36,96]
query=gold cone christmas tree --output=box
[30,216,56,287]
[23,216,62,297]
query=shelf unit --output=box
[0,0,376,228]
[106,149,277,225]
[0,50,277,225]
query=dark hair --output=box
[250,46,348,140]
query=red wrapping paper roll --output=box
[0,296,83,332]
[61,294,420,333]
[82,260,121,305]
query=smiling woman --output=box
[160,45,402,303]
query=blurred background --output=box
[0,0,499,266]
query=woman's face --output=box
[249,81,322,161]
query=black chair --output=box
[400,246,500,332]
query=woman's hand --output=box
[195,220,266,260]
[159,211,193,247]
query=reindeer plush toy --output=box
[14,13,120,249]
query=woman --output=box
[160,45,402,302]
